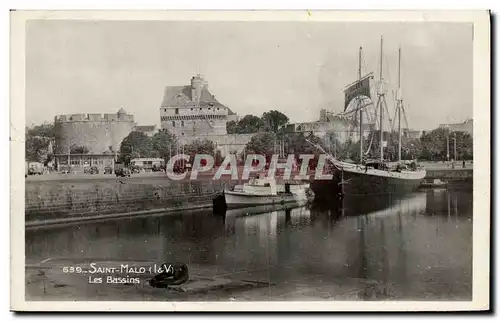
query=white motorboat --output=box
[222,176,313,209]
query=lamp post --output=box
[67,141,71,170]
[453,132,457,161]
[446,127,450,162]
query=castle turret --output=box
[319,109,327,122]
[191,74,206,105]
[117,107,127,119]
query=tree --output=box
[25,123,55,163]
[25,135,51,163]
[419,129,473,161]
[454,132,473,160]
[119,131,153,164]
[319,132,358,161]
[419,128,448,161]
[27,123,55,138]
[151,129,177,159]
[244,132,276,160]
[227,115,267,134]
[226,120,238,134]
[261,110,289,133]
[284,132,322,156]
[184,139,216,156]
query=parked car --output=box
[28,162,44,175]
[89,166,99,174]
[130,165,141,174]
[116,167,131,177]
[104,166,113,174]
[114,163,125,175]
[59,165,70,174]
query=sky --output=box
[25,20,473,130]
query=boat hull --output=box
[223,191,310,209]
[312,167,426,200]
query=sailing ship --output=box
[312,36,426,200]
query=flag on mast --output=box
[343,73,374,111]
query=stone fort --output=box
[53,107,136,156]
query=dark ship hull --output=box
[312,165,425,202]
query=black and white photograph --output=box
[10,10,490,311]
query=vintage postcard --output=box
[10,10,490,311]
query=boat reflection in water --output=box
[26,186,472,301]
[309,190,427,220]
[222,206,312,236]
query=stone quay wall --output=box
[425,168,473,182]
[25,177,234,226]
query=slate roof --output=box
[160,85,235,111]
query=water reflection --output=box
[26,188,473,300]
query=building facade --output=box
[438,118,473,137]
[403,129,422,140]
[159,75,236,137]
[134,125,158,137]
[283,109,371,144]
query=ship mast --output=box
[358,46,363,164]
[397,46,402,162]
[378,36,384,162]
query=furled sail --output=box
[343,73,374,111]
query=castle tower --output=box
[160,75,234,137]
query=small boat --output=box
[419,179,448,189]
[218,176,313,210]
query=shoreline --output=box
[24,168,473,229]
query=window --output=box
[181,132,184,136]
[181,121,184,127]
[175,108,179,115]
[172,121,176,127]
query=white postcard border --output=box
[10,10,490,312]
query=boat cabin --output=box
[364,161,390,171]
[242,176,278,195]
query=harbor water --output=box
[26,185,473,300]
